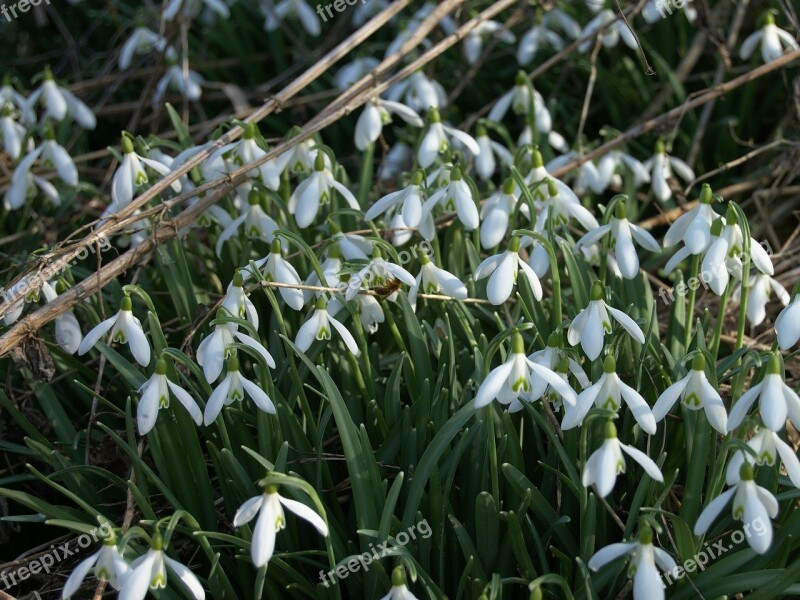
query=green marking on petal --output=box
[616,459,625,474]
[512,376,530,393]
[602,397,619,410]
[683,392,701,407]
[135,171,148,186]
[159,394,169,409]
[316,325,331,341]
[113,331,127,344]
[602,320,612,334]
[150,573,166,589]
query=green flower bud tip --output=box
[531,146,543,168]
[502,177,516,195]
[603,354,616,373]
[120,294,133,311]
[547,331,560,348]
[121,133,135,154]
[450,166,462,181]
[699,183,713,204]
[638,525,654,545]
[242,121,256,140]
[232,271,244,288]
[691,353,705,371]
[512,332,525,354]
[557,356,570,373]
[766,353,781,375]
[315,296,327,310]
[44,123,56,140]
[391,566,405,587]
[419,251,431,265]
[248,189,260,205]
[371,245,383,259]
[508,236,521,252]
[515,70,528,86]
[411,170,424,185]
[739,461,754,481]
[428,107,441,123]
[590,280,604,301]
[529,587,543,600]
[326,243,341,259]
[151,532,164,551]
[43,65,54,81]
[155,358,168,375]
[725,204,738,225]
[476,123,487,137]
[314,152,325,172]
[614,200,627,220]
[546,178,558,197]
[265,484,279,494]
[226,354,240,372]
[604,420,618,439]
[55,279,68,294]
[655,139,665,154]
[765,12,775,25]
[270,238,283,255]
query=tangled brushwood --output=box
[1,1,799,599]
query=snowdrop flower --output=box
[354,97,423,151]
[386,71,447,113]
[474,125,513,181]
[651,353,728,434]
[119,26,168,70]
[164,0,229,20]
[280,135,331,174]
[107,134,181,215]
[535,177,600,234]
[583,420,663,497]
[204,354,276,425]
[3,146,61,210]
[480,178,519,248]
[694,462,777,554]
[379,142,413,181]
[344,252,416,302]
[233,483,328,568]
[288,153,359,228]
[0,78,33,123]
[727,353,800,432]
[263,0,320,36]
[215,189,280,256]
[594,150,651,192]
[27,67,96,129]
[62,534,129,599]
[528,331,591,390]
[365,170,425,227]
[474,236,543,305]
[775,293,800,350]
[576,201,660,279]
[41,280,82,354]
[726,427,800,488]
[463,20,516,65]
[206,122,290,191]
[39,126,79,185]
[119,534,205,600]
[662,183,717,255]
[331,228,373,260]
[568,281,646,361]
[380,566,420,600]
[78,294,151,367]
[408,251,467,309]
[296,297,360,355]
[332,57,379,91]
[474,333,578,409]
[641,140,694,202]
[488,72,551,135]
[420,165,479,231]
[137,358,202,434]
[249,239,305,311]
[564,355,657,434]
[739,14,799,64]
[304,247,342,302]
[417,107,480,169]
[154,61,204,106]
[517,15,566,65]
[522,146,580,205]
[578,9,638,53]
[0,103,27,159]
[222,271,259,328]
[588,525,677,600]
[738,273,790,326]
[196,314,276,383]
